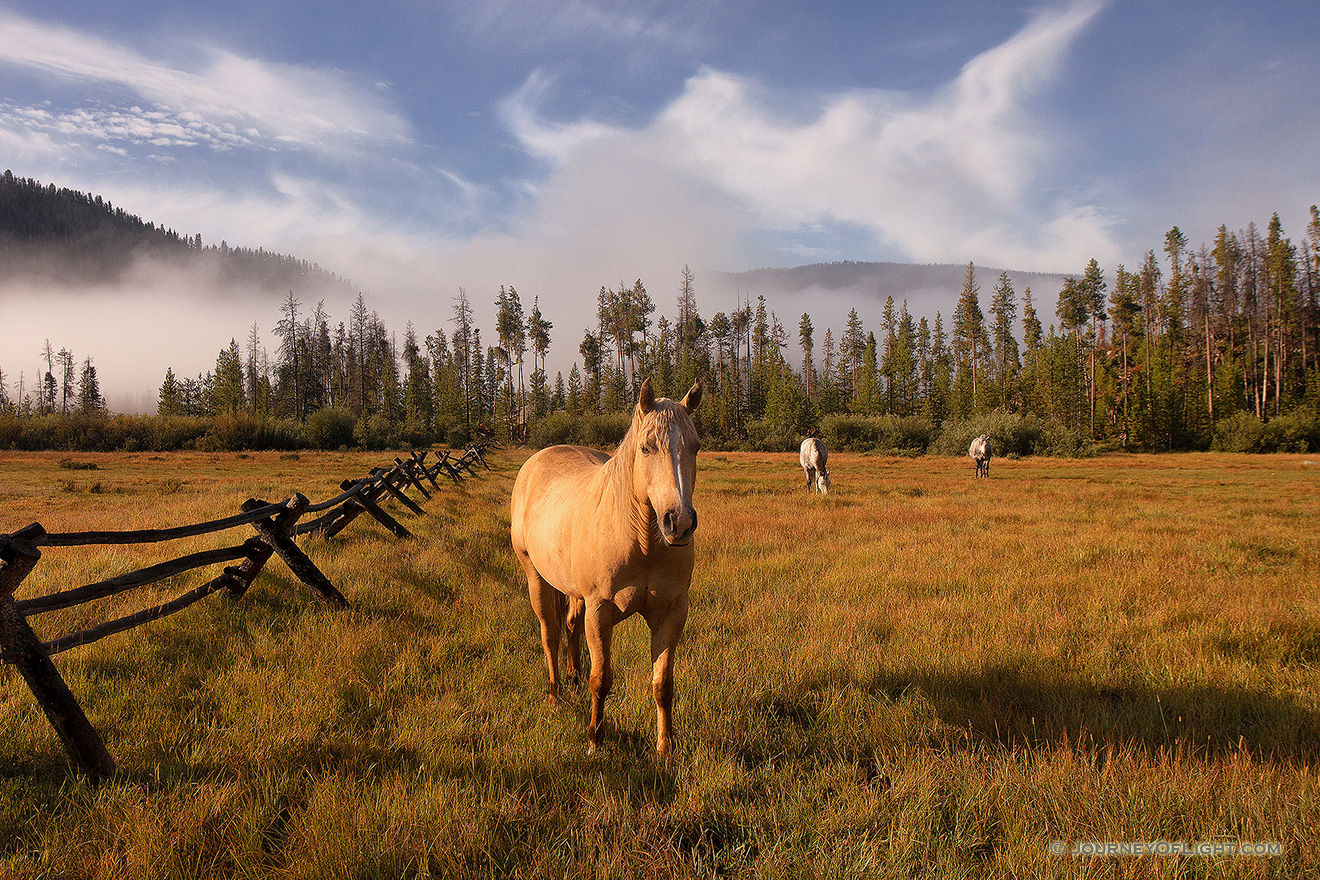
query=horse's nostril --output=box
[689,509,698,533]
[663,510,677,533]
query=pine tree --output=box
[951,263,989,416]
[213,339,247,414]
[989,272,1020,411]
[798,312,814,402]
[76,358,104,414]
[158,367,182,416]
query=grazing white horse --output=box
[800,437,830,494]
[969,434,992,478]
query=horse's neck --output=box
[595,446,656,557]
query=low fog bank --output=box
[704,263,1070,352]
[2,243,1070,416]
[0,252,361,414]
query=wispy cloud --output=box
[501,0,1116,272]
[455,0,703,54]
[0,7,410,158]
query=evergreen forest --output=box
[3,174,1320,456]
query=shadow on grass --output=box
[797,662,1320,764]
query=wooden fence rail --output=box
[0,442,497,780]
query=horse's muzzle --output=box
[661,506,697,546]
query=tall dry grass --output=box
[1,449,1318,877]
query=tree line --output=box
[4,207,1320,454]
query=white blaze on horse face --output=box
[668,422,687,505]
[644,415,697,547]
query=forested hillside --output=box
[0,170,352,293]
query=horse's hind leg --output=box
[646,594,689,756]
[521,557,563,705]
[804,466,815,491]
[564,595,585,686]
[584,601,616,754]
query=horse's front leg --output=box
[584,601,616,754]
[646,594,689,756]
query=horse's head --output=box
[630,378,702,547]
[818,469,831,495]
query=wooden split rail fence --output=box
[0,442,496,780]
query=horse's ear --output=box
[637,378,656,414]
[680,379,703,413]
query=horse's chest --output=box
[611,585,648,616]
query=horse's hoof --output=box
[586,742,598,756]
[547,693,560,708]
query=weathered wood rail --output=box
[0,442,496,780]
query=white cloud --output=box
[500,0,1118,272]
[0,7,410,158]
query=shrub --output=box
[357,414,395,451]
[307,408,357,450]
[931,412,1093,458]
[820,413,936,453]
[259,418,307,451]
[742,418,799,452]
[1211,410,1264,453]
[528,411,577,448]
[1260,408,1320,453]
[207,411,264,451]
[444,424,472,448]
[578,413,632,449]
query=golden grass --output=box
[1,448,1318,877]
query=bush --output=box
[742,418,799,452]
[444,424,471,448]
[528,411,577,448]
[356,414,395,451]
[931,412,1093,458]
[307,408,357,450]
[578,413,632,449]
[1212,410,1264,452]
[821,413,936,453]
[207,411,264,451]
[396,419,434,450]
[1260,408,1320,453]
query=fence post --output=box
[0,524,116,780]
[433,451,463,484]
[244,496,349,608]
[373,468,426,516]
[395,457,432,500]
[412,451,442,491]
[323,480,412,540]
[221,536,277,601]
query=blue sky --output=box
[2,0,1319,405]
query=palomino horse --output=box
[510,378,702,754]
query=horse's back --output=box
[800,437,827,469]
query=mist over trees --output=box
[0,170,352,292]
[3,172,1319,454]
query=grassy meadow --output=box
[1,447,1318,877]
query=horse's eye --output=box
[641,445,652,455]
